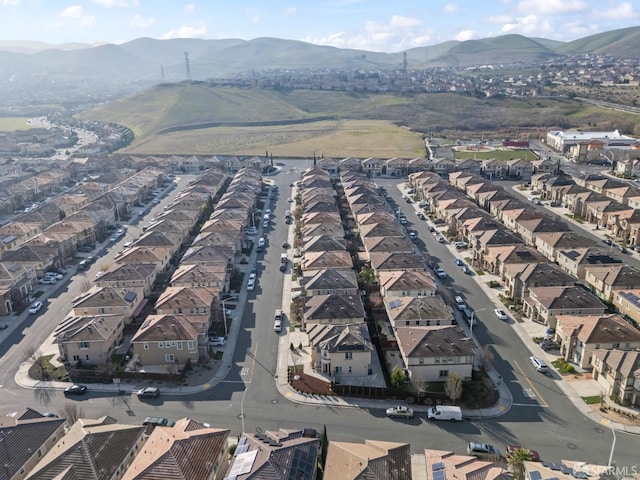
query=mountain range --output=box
[1,26,639,107]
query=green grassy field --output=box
[76,84,640,157]
[0,117,33,131]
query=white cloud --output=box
[161,25,207,39]
[130,14,156,28]
[594,2,637,19]
[61,5,83,18]
[499,14,553,36]
[185,4,195,13]
[455,30,475,41]
[78,15,96,27]
[487,14,513,24]
[389,15,421,28]
[517,0,586,15]
[2,0,21,6]
[285,6,297,15]
[92,0,139,7]
[443,4,461,14]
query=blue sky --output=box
[1,0,638,51]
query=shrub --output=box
[565,365,575,374]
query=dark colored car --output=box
[143,417,175,427]
[136,387,160,399]
[64,384,87,396]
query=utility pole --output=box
[184,52,192,82]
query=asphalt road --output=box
[1,165,639,468]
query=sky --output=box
[0,0,638,52]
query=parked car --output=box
[282,242,290,249]
[39,277,57,285]
[529,356,549,373]
[45,271,63,280]
[454,259,464,266]
[136,387,160,399]
[247,278,255,291]
[436,268,447,279]
[461,265,472,275]
[435,234,445,243]
[386,406,414,418]
[540,339,560,351]
[467,442,500,457]
[28,301,43,314]
[143,417,175,427]
[428,225,435,232]
[64,384,88,396]
[77,260,89,271]
[603,238,613,246]
[494,309,508,321]
[453,241,468,249]
[208,336,226,347]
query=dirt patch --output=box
[590,404,640,427]
[289,369,333,396]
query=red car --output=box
[505,445,540,461]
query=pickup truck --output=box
[385,406,414,419]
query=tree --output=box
[444,372,463,403]
[390,366,406,389]
[59,402,85,425]
[412,381,430,404]
[477,345,494,370]
[23,345,47,381]
[358,266,376,293]
[508,447,533,480]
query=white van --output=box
[427,405,463,422]
[454,296,466,311]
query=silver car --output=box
[530,356,549,373]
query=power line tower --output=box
[184,52,192,81]
[403,51,407,77]
[160,65,165,83]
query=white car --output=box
[249,272,256,281]
[436,268,447,279]
[530,356,549,373]
[247,278,255,291]
[208,336,226,346]
[28,301,43,314]
[494,309,508,321]
[386,406,414,418]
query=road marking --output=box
[512,403,548,407]
[523,387,536,399]
[240,367,249,377]
[513,359,548,407]
[248,342,258,383]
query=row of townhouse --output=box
[3,405,433,480]
[0,167,167,315]
[54,168,232,372]
[337,169,476,385]
[55,168,271,375]
[312,156,430,177]
[408,170,640,405]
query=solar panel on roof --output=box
[432,462,445,471]
[572,472,589,479]
[433,470,446,480]
[530,471,542,480]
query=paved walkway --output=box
[7,179,640,434]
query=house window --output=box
[613,343,620,349]
[187,341,195,350]
[165,354,175,363]
[439,370,449,378]
[72,355,80,362]
[415,321,420,325]
[418,358,424,365]
[335,366,342,374]
[158,342,164,348]
[348,366,352,374]
[78,341,89,349]
[405,321,410,326]
[143,342,149,350]
[345,352,352,360]
[595,343,600,349]
[177,341,183,350]
[85,355,89,361]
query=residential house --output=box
[27,416,147,480]
[378,270,437,298]
[180,245,235,269]
[534,231,593,262]
[362,236,415,255]
[607,208,640,245]
[522,286,608,328]
[70,285,142,322]
[482,158,509,179]
[430,158,456,176]
[1,244,56,278]
[302,223,345,239]
[424,450,508,480]
[302,250,353,271]
[361,157,384,177]
[482,244,548,277]
[114,246,172,276]
[303,235,347,253]
[407,157,429,174]
[0,408,66,480]
[302,269,359,297]
[592,349,640,406]
[225,429,319,480]
[170,263,230,292]
[556,247,622,280]
[584,264,640,302]
[304,293,366,325]
[95,264,157,296]
[506,158,534,180]
[0,261,37,314]
[56,313,125,367]
[369,252,426,274]
[455,159,482,176]
[555,313,640,369]
[324,440,411,480]
[307,323,374,381]
[130,314,200,372]
[612,289,640,325]
[123,418,230,480]
[386,295,455,328]
[385,157,410,177]
[504,262,576,301]
[394,325,476,383]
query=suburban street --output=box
[0,163,639,468]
